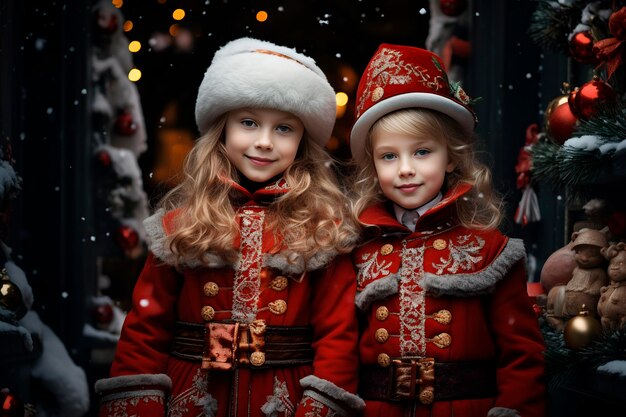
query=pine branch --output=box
[529,0,586,51]
[576,109,626,140]
[530,139,562,186]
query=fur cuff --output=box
[300,375,365,412]
[95,373,171,395]
[355,274,399,311]
[487,407,521,417]
[423,238,526,297]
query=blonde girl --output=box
[96,37,364,417]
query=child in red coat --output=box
[95,37,364,417]
[348,44,546,417]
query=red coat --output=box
[353,184,545,417]
[95,179,364,417]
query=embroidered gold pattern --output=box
[356,250,393,287]
[268,299,287,315]
[429,332,452,348]
[356,48,447,117]
[433,239,447,250]
[399,242,427,356]
[432,235,484,274]
[233,209,265,323]
[376,306,389,321]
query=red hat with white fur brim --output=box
[195,37,336,147]
[350,44,477,162]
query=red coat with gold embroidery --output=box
[95,179,364,417]
[354,184,545,417]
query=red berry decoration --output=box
[439,0,467,17]
[93,303,114,326]
[569,31,596,64]
[116,225,139,252]
[574,78,617,120]
[547,102,578,144]
[95,150,112,168]
[114,111,137,136]
[1,391,24,417]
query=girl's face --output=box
[371,130,455,210]
[224,108,304,183]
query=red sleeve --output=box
[295,254,364,416]
[488,260,546,417]
[110,252,180,376]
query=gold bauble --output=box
[563,305,602,350]
[543,94,569,133]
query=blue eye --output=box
[241,119,256,128]
[276,125,292,133]
[381,153,396,161]
[415,149,430,157]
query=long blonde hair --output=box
[158,113,358,267]
[351,108,503,230]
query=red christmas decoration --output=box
[0,391,24,417]
[93,303,114,326]
[114,111,137,136]
[569,31,596,64]
[95,150,112,168]
[608,211,626,237]
[95,9,119,35]
[115,225,139,252]
[547,102,578,144]
[594,7,626,79]
[439,0,467,17]
[567,88,579,117]
[515,123,539,189]
[573,78,616,119]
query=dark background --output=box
[1,0,575,414]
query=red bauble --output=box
[93,303,114,325]
[95,150,112,168]
[115,225,139,252]
[569,31,596,64]
[114,111,137,136]
[574,78,617,119]
[439,0,467,16]
[547,102,578,144]
[1,391,24,417]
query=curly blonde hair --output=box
[158,113,358,268]
[350,108,503,230]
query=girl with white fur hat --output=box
[95,38,364,417]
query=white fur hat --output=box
[195,37,337,146]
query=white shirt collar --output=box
[393,192,443,230]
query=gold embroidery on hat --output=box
[356,48,447,117]
[371,86,384,102]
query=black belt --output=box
[170,321,314,369]
[359,358,497,404]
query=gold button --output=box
[430,332,451,348]
[419,389,434,405]
[433,239,447,250]
[201,305,215,321]
[432,309,452,325]
[270,276,288,291]
[380,243,394,256]
[372,86,384,102]
[376,306,389,321]
[203,282,219,297]
[377,353,391,367]
[250,351,266,366]
[375,328,389,343]
[268,299,287,315]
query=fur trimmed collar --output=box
[144,209,343,273]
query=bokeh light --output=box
[128,68,142,82]
[128,41,141,53]
[173,9,186,21]
[336,92,349,107]
[123,20,133,32]
[256,11,268,22]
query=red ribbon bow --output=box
[594,6,626,79]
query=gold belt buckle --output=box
[388,357,435,405]
[201,320,266,370]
